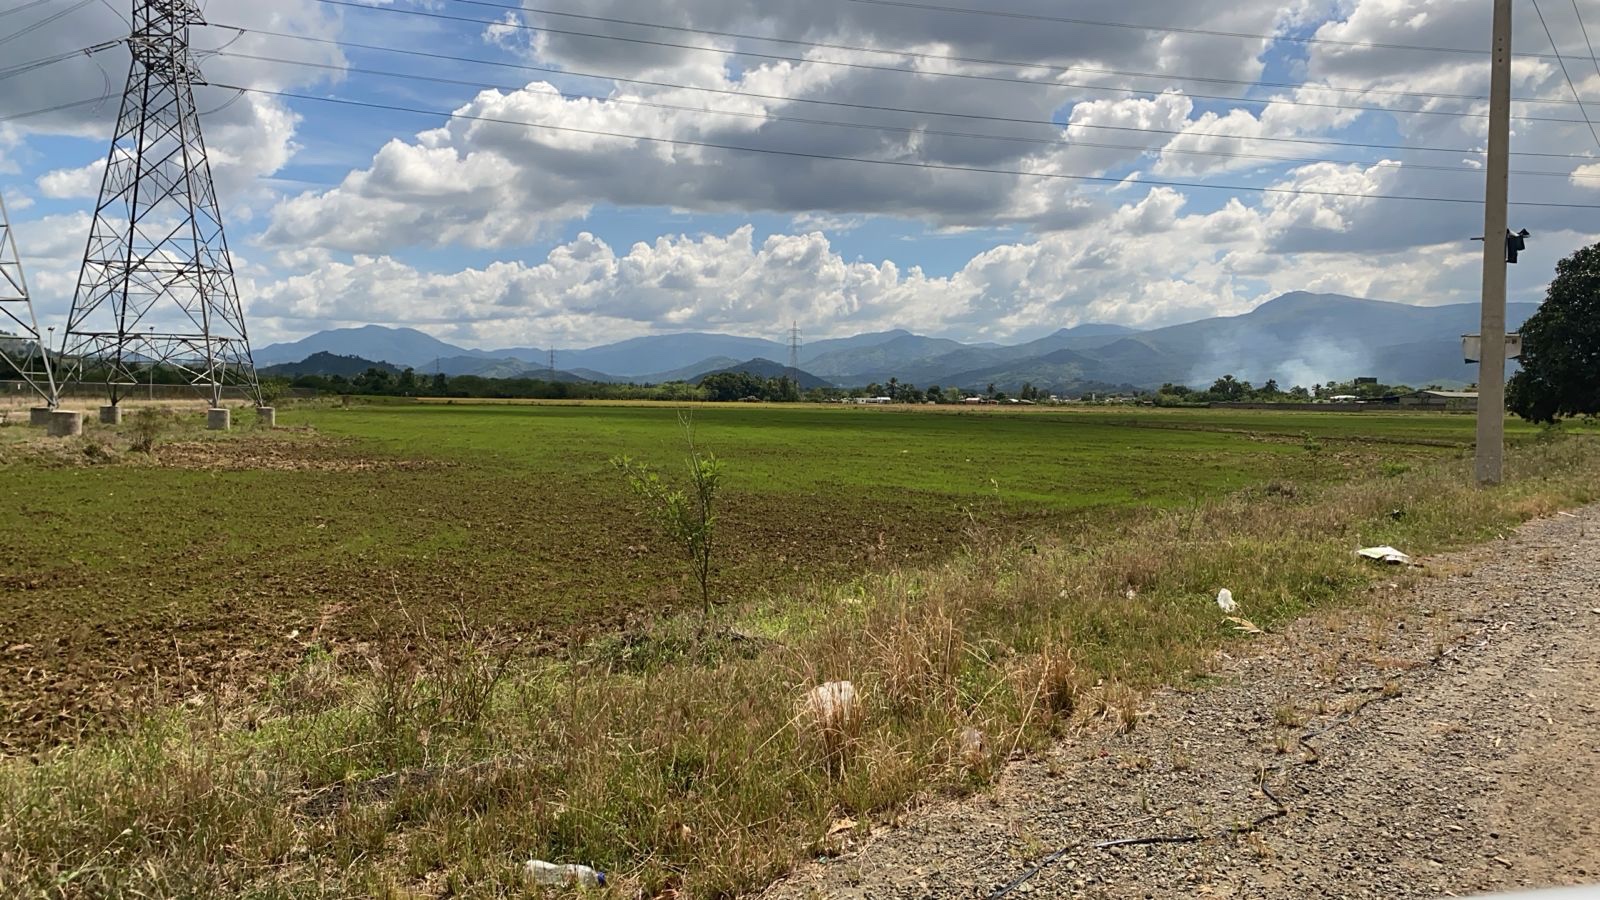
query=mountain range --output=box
[254,292,1539,392]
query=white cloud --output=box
[37,160,105,199]
[245,182,1447,345]
[8,0,1600,351]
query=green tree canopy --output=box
[1508,241,1600,423]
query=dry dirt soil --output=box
[767,506,1600,899]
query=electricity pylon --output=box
[0,189,58,405]
[58,0,259,408]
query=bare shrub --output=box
[76,434,118,464]
[429,622,517,734]
[127,406,171,453]
[365,639,427,768]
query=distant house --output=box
[1329,394,1359,402]
[1398,389,1478,411]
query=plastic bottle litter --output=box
[804,680,860,731]
[958,726,988,766]
[523,859,606,889]
[1356,546,1414,566]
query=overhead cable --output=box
[305,0,1594,125]
[1531,0,1600,152]
[208,84,1600,209]
[207,26,1600,161]
[842,0,1600,63]
[438,0,1592,108]
[214,48,1600,180]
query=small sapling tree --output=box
[612,416,724,623]
[257,377,290,408]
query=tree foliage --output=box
[1508,241,1600,423]
[698,371,800,402]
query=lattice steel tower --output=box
[58,0,259,407]
[1,190,58,405]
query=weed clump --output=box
[126,406,173,453]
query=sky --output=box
[2,0,1599,351]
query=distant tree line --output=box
[279,366,962,404]
[274,365,1458,408]
[1153,376,1431,406]
[284,367,703,401]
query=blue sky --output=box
[2,0,1598,350]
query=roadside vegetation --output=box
[2,403,1597,897]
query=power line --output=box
[209,26,1600,161]
[307,0,1595,125]
[0,0,60,21]
[0,94,118,124]
[440,0,1591,108]
[842,0,1600,64]
[15,26,1600,170]
[0,39,123,83]
[1530,0,1600,152]
[0,0,95,49]
[214,48,1600,180]
[1569,0,1600,147]
[211,84,1600,209]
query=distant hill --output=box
[692,358,834,390]
[256,294,1540,393]
[255,325,480,369]
[429,355,540,379]
[829,295,1536,392]
[1093,292,1538,390]
[260,352,398,378]
[559,333,786,377]
[804,333,970,379]
[631,356,744,384]
[257,327,922,377]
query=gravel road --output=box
[766,506,1600,900]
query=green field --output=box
[0,403,1540,747]
[4,401,1598,897]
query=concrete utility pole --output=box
[1476,0,1513,485]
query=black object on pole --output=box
[1506,228,1530,263]
[58,0,259,408]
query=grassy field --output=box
[2,401,1595,898]
[0,402,1545,750]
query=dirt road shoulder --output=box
[767,506,1600,899]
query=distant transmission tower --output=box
[58,0,259,408]
[548,348,556,379]
[787,321,801,375]
[0,190,58,406]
